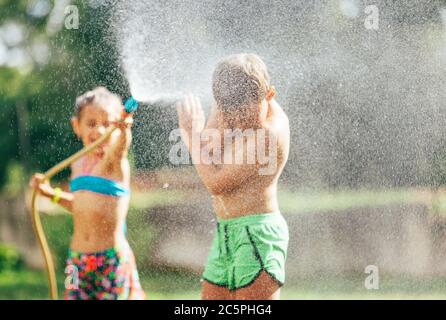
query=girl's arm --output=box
[29,173,73,213]
[100,116,133,173]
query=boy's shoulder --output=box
[267,99,289,132]
[265,100,290,158]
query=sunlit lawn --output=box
[40,187,436,216]
[2,269,446,300]
[278,188,431,214]
[3,187,446,300]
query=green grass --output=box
[278,188,422,214]
[5,187,446,300]
[281,274,446,299]
[0,270,63,300]
[141,268,201,300]
[130,189,187,210]
[0,267,202,300]
[44,188,427,216]
[2,269,446,300]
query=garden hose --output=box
[30,97,139,300]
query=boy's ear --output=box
[71,117,81,138]
[266,86,276,101]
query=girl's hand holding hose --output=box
[29,173,55,199]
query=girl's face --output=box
[72,103,121,157]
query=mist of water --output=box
[113,1,215,104]
[85,0,446,290]
[112,0,446,188]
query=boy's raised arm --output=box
[177,95,261,195]
[196,156,260,195]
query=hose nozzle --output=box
[124,96,139,115]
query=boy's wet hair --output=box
[75,87,122,118]
[212,53,271,115]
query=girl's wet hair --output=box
[75,87,122,118]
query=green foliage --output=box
[41,214,73,271]
[2,161,26,196]
[0,1,132,187]
[0,243,23,272]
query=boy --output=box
[176,53,290,299]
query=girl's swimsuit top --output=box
[69,157,130,234]
[70,156,130,197]
[69,175,130,197]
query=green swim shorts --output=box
[202,212,289,291]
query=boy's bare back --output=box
[177,53,290,219]
[212,98,290,218]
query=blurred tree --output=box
[0,0,128,189]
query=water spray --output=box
[30,97,139,300]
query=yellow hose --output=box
[30,125,117,300]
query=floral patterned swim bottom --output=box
[64,244,146,300]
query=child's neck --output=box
[81,154,101,174]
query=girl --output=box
[30,87,145,300]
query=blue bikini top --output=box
[70,175,129,235]
[69,175,130,197]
